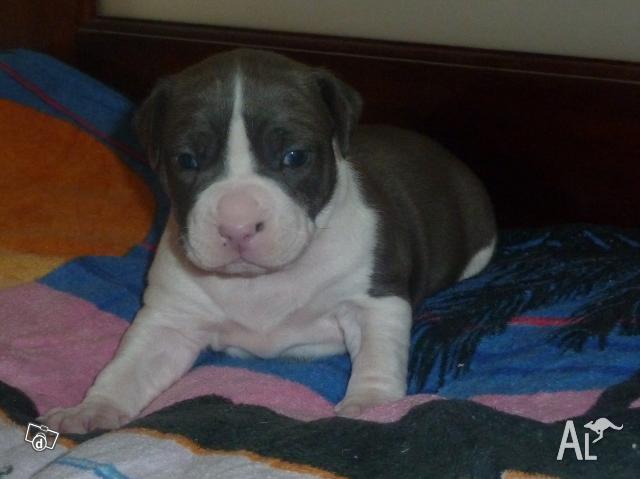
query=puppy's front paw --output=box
[39,398,132,434]
[335,387,405,418]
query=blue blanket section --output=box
[3,50,640,405]
[409,225,640,397]
[39,246,155,322]
[415,327,640,398]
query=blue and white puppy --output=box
[43,49,496,432]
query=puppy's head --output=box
[135,49,361,276]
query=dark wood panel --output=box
[74,18,640,228]
[0,0,94,63]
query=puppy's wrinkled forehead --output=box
[164,50,332,145]
[135,49,361,230]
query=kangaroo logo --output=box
[584,418,623,443]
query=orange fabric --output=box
[502,471,559,479]
[0,100,154,286]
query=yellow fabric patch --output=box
[0,100,154,286]
[0,248,65,289]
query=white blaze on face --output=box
[225,78,254,178]
[184,73,316,275]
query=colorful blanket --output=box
[0,50,638,478]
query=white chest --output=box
[201,230,374,358]
[146,159,378,359]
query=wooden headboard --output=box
[3,1,640,227]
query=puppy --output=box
[43,49,496,433]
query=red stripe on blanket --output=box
[0,60,147,163]
[415,315,577,327]
[508,316,579,327]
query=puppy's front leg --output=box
[335,296,412,418]
[41,307,207,433]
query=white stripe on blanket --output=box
[28,428,343,479]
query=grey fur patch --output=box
[134,49,360,228]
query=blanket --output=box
[0,50,638,479]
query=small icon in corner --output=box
[24,423,59,452]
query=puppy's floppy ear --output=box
[133,79,170,175]
[312,70,362,155]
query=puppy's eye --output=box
[177,152,199,171]
[282,150,309,169]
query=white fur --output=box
[225,76,254,178]
[169,154,379,359]
[459,237,496,280]
[335,295,412,416]
[184,75,314,274]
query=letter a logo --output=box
[557,420,583,460]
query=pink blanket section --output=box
[1,282,635,425]
[0,282,128,414]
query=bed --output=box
[0,4,639,478]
